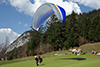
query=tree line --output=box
[28,9,100,52]
[5,9,100,60]
[40,9,100,50]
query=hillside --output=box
[1,9,100,60]
[6,31,30,53]
[79,42,100,53]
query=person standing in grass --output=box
[38,56,43,65]
[35,56,39,66]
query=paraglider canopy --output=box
[32,3,66,31]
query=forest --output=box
[31,9,100,51]
[6,9,100,60]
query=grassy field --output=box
[1,42,100,67]
[0,54,100,67]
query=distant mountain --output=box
[0,28,20,45]
[5,31,30,53]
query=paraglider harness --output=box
[39,56,43,63]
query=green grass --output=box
[0,54,100,67]
[0,58,33,66]
[1,42,100,67]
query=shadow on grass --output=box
[58,58,86,61]
[39,63,45,66]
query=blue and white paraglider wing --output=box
[32,3,66,31]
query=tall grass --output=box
[79,42,100,53]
